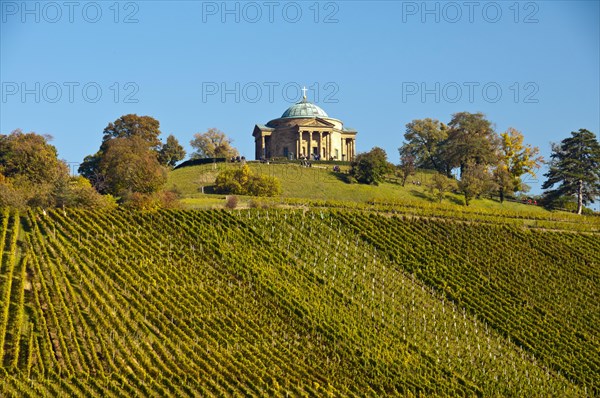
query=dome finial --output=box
[301,86,308,101]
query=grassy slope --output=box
[0,208,597,397]
[168,162,553,213]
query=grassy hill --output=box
[0,207,599,396]
[168,162,554,211]
[167,162,599,233]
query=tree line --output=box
[1,114,247,209]
[350,112,599,214]
[2,112,598,213]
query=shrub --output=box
[215,164,281,197]
[225,195,239,209]
[122,190,180,210]
[350,147,393,185]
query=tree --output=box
[542,129,600,214]
[427,173,457,203]
[99,136,167,198]
[0,129,68,184]
[350,147,393,185]
[190,128,239,159]
[444,112,499,176]
[80,114,167,195]
[397,153,416,187]
[79,152,105,192]
[458,162,495,206]
[0,130,69,208]
[159,134,186,167]
[55,176,118,209]
[399,118,449,174]
[492,162,514,203]
[0,130,114,209]
[102,114,162,150]
[498,128,543,197]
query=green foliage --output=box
[399,118,449,173]
[459,163,495,206]
[169,163,568,216]
[214,164,281,196]
[55,176,118,210]
[190,128,239,159]
[542,129,600,214]
[80,114,167,196]
[122,190,180,210]
[0,130,111,209]
[102,113,163,149]
[78,152,104,191]
[397,153,416,187]
[444,112,499,173]
[158,134,186,167]
[100,136,167,197]
[350,147,393,185]
[0,129,67,184]
[0,209,596,396]
[427,173,457,203]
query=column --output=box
[297,131,302,159]
[261,135,266,159]
[319,132,323,159]
[346,139,352,162]
[308,131,313,159]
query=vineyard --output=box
[0,208,598,396]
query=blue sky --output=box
[1,0,599,198]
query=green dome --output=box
[281,98,328,118]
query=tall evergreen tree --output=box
[542,129,600,214]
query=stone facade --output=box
[252,98,357,161]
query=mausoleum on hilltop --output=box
[252,89,357,161]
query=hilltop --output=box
[168,161,538,208]
[167,162,599,233]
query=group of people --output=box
[298,154,321,161]
[230,156,246,163]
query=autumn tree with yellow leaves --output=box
[495,128,543,202]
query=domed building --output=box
[252,91,357,161]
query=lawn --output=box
[167,161,558,217]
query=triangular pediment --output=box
[296,118,335,128]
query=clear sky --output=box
[1,0,599,199]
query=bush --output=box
[215,164,281,197]
[427,173,457,203]
[225,195,239,209]
[350,147,393,185]
[122,190,181,210]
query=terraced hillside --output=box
[0,208,598,396]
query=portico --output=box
[253,88,357,161]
